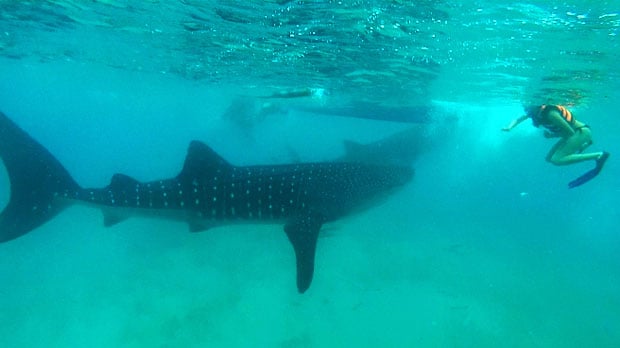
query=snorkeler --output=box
[502,104,609,188]
[260,87,325,99]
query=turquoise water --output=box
[0,1,619,347]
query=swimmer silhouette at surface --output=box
[503,104,609,188]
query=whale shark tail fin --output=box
[0,112,80,242]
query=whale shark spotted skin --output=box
[0,111,412,293]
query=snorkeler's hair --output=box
[524,105,541,117]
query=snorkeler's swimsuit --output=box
[574,124,590,132]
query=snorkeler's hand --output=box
[502,115,528,132]
[502,119,517,131]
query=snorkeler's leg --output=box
[549,129,603,165]
[577,139,593,153]
[551,149,602,165]
[545,139,566,162]
[575,127,594,153]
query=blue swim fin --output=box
[568,152,610,189]
[568,168,599,188]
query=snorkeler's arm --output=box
[546,110,575,137]
[543,130,561,138]
[502,114,529,131]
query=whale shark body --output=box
[0,111,412,293]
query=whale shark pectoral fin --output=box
[284,214,323,294]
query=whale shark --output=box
[0,111,413,293]
[338,126,433,166]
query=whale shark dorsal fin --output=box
[101,174,139,227]
[179,141,233,179]
[343,140,363,157]
[109,173,140,190]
